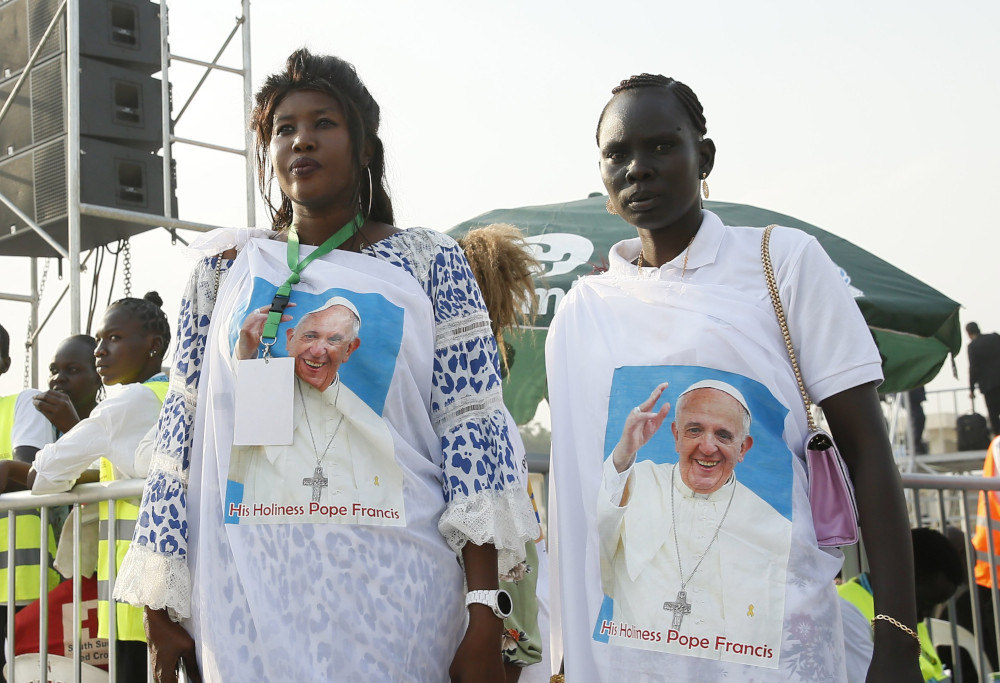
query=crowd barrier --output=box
[3,472,1000,682]
[0,480,147,683]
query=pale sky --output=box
[2,0,998,409]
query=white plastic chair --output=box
[926,617,989,681]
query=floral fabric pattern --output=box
[115,228,537,620]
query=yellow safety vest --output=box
[837,576,947,682]
[0,393,60,603]
[97,377,168,641]
[973,436,1000,588]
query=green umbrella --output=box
[450,194,962,424]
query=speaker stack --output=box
[0,0,175,257]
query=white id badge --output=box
[233,357,294,445]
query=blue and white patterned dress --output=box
[115,227,538,682]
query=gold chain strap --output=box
[761,225,817,433]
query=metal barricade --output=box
[6,470,1000,681]
[902,471,1000,681]
[0,479,144,683]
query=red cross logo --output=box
[81,606,99,637]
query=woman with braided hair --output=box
[28,291,169,491]
[545,74,920,681]
[113,49,537,683]
[26,291,170,682]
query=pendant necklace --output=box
[637,230,697,277]
[299,377,346,503]
[662,466,736,630]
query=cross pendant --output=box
[663,589,692,630]
[302,465,329,503]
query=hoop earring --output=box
[606,198,617,215]
[362,166,373,217]
[701,172,710,200]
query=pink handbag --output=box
[762,226,860,547]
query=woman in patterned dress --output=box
[114,49,537,683]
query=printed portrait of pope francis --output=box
[228,296,405,526]
[596,379,791,662]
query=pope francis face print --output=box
[285,298,362,392]
[671,385,753,495]
[596,376,791,667]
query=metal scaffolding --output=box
[0,0,255,387]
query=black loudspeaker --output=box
[0,0,159,77]
[0,0,63,79]
[0,54,163,154]
[79,0,161,73]
[0,135,173,256]
[0,0,171,257]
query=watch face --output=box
[497,589,513,615]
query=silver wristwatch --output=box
[465,589,513,619]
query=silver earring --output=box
[363,166,373,216]
[701,172,710,200]
[149,350,156,358]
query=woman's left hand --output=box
[32,390,82,434]
[449,607,505,683]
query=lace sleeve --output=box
[114,255,233,620]
[396,231,538,573]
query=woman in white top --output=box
[29,292,170,493]
[546,74,921,682]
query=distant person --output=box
[908,386,928,455]
[970,435,1000,670]
[0,323,60,677]
[0,323,57,463]
[938,524,994,681]
[967,322,1000,436]
[839,527,964,683]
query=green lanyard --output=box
[260,212,363,356]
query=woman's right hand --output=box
[144,607,202,683]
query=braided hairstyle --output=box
[596,73,708,143]
[106,291,170,361]
[251,48,393,229]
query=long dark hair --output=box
[250,48,394,229]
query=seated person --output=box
[838,527,965,683]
